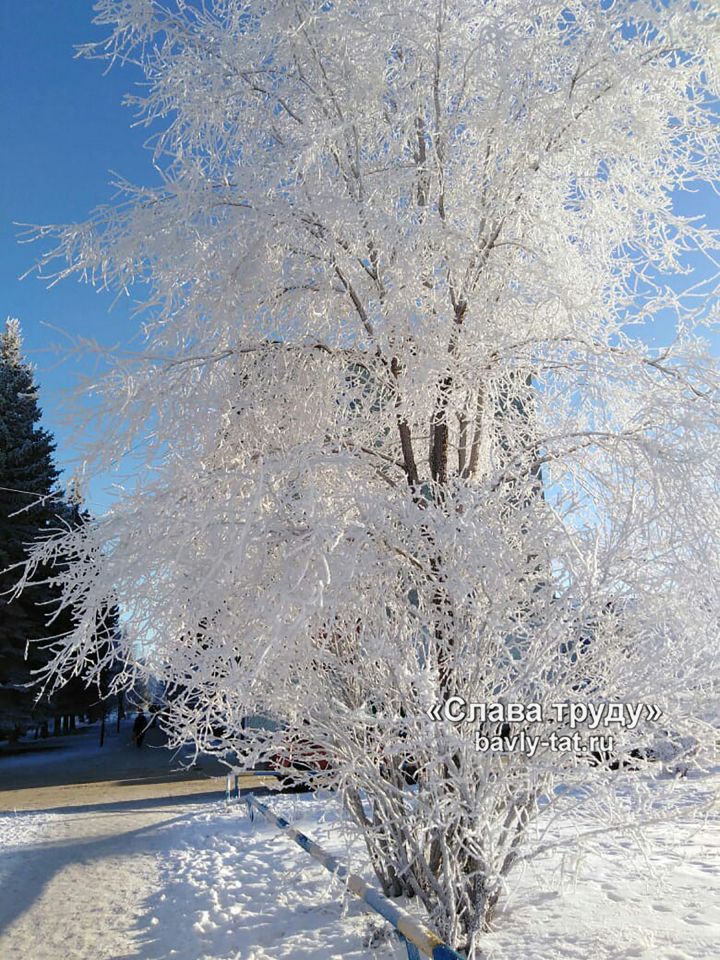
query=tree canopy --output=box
[22,2,720,951]
[0,318,59,736]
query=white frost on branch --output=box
[18,1,720,954]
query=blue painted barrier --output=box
[226,774,465,960]
[225,769,284,801]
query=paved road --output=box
[0,723,272,812]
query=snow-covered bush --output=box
[21,1,720,953]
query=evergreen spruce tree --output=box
[49,482,123,734]
[0,318,59,738]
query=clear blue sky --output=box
[1,3,718,516]
[0,1,155,513]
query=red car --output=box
[270,724,332,790]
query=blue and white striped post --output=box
[246,792,466,960]
[225,772,241,802]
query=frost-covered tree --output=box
[0,318,59,737]
[21,1,720,952]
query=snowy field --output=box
[0,731,718,960]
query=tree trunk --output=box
[116,690,124,733]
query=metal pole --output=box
[404,937,422,959]
[246,794,465,960]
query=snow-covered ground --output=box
[1,730,718,960]
[482,781,720,960]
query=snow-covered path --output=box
[0,794,399,960]
[0,723,239,960]
[0,801,196,960]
